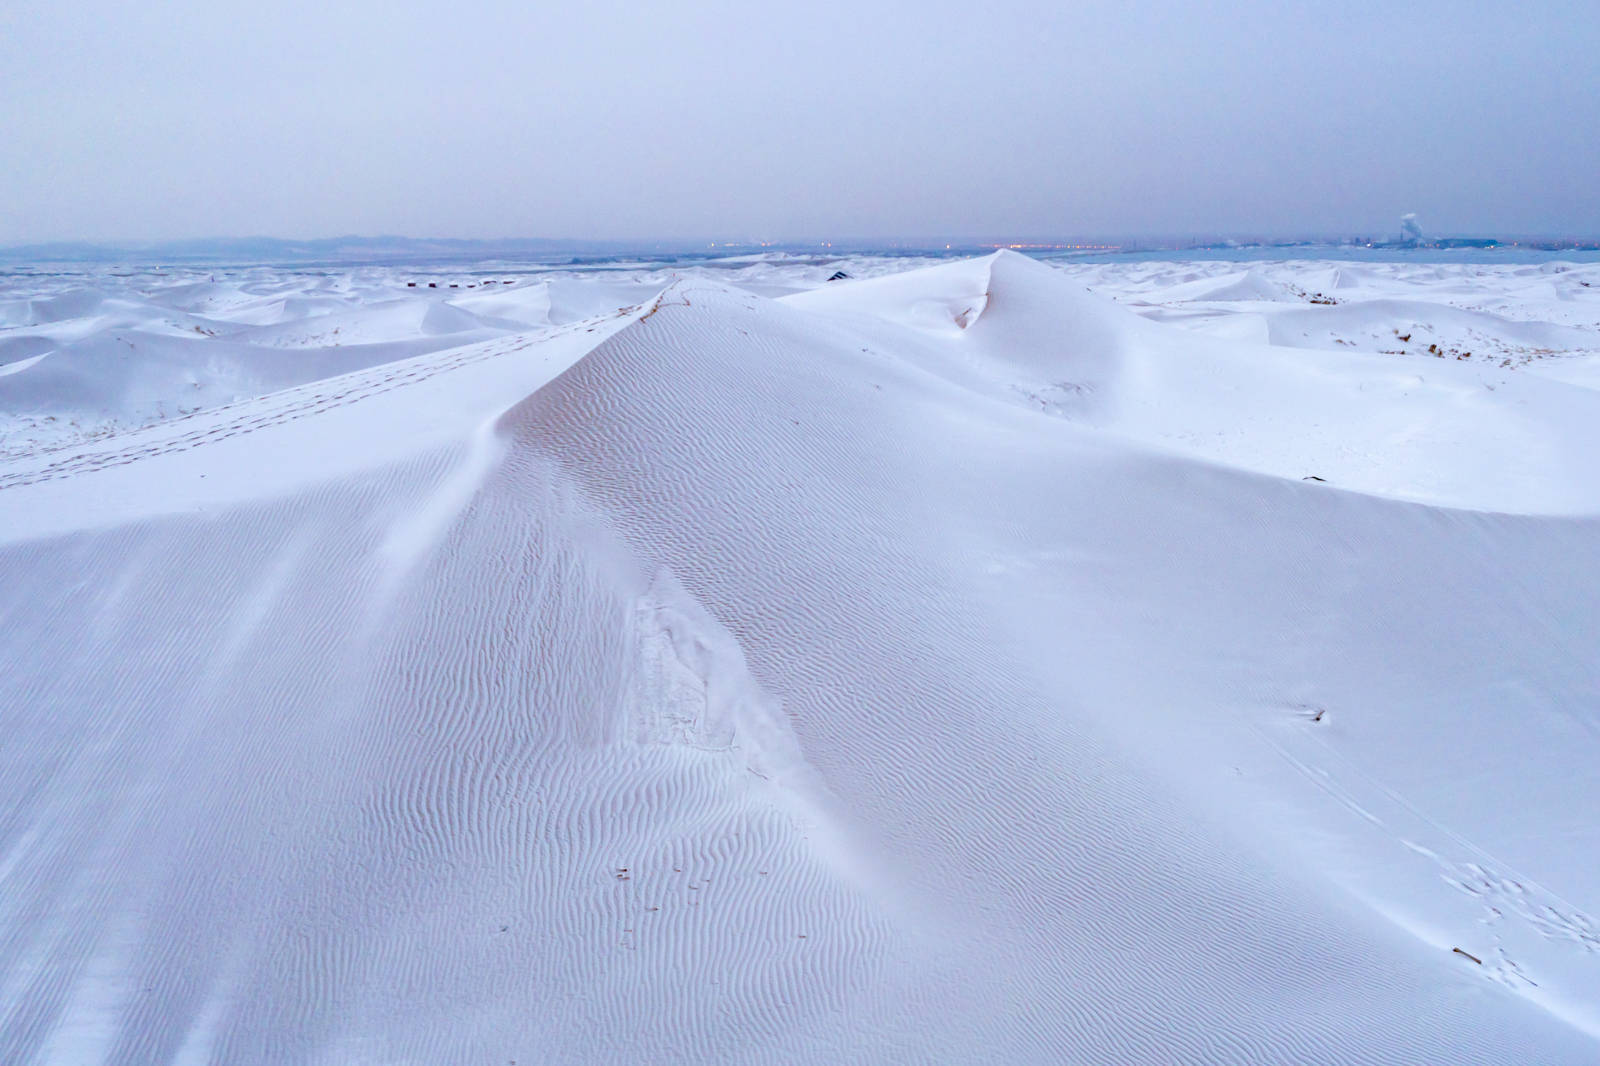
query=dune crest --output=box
[2,255,1599,1062]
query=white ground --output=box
[2,251,1598,1063]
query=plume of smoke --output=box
[1400,213,1423,243]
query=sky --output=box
[3,0,1598,243]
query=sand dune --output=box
[2,253,1599,1062]
[1135,268,1299,304]
[791,252,1600,512]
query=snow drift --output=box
[2,253,1599,1064]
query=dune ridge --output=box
[1,254,1598,1062]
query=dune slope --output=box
[1,259,1598,1063]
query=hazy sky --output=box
[4,0,1597,242]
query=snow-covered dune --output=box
[790,252,1600,513]
[1135,267,1300,304]
[0,276,521,454]
[2,255,1599,1063]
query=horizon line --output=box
[6,231,1600,254]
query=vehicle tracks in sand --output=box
[0,316,616,493]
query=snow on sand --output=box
[2,252,1599,1062]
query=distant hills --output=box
[0,235,694,266]
[3,234,1597,266]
